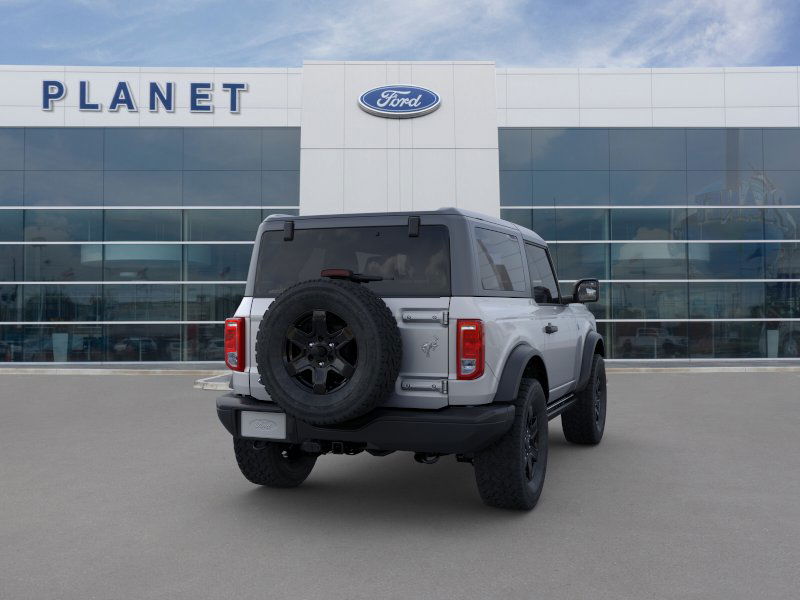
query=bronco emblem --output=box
[421,336,439,358]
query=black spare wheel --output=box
[256,279,402,425]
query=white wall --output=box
[298,61,500,216]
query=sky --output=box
[0,0,798,68]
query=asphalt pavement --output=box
[1,371,799,599]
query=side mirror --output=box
[573,279,599,303]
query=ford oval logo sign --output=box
[358,85,440,118]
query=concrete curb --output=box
[0,368,228,377]
[608,366,800,374]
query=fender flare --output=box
[576,331,604,391]
[493,343,546,403]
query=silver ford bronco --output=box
[216,208,606,510]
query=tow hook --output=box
[414,452,440,465]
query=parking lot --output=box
[2,371,799,599]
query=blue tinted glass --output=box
[533,129,608,170]
[764,129,800,170]
[687,207,764,240]
[24,244,102,281]
[0,285,20,321]
[184,209,261,241]
[611,171,686,205]
[611,282,688,320]
[612,321,689,359]
[262,171,299,206]
[611,243,687,279]
[775,323,800,357]
[764,170,800,204]
[105,324,181,361]
[610,129,685,170]
[763,208,800,239]
[687,170,774,205]
[689,243,764,279]
[550,243,608,280]
[533,171,609,206]
[689,282,764,319]
[183,128,261,170]
[185,244,252,280]
[765,242,800,278]
[22,285,101,321]
[611,208,687,240]
[104,171,182,206]
[0,129,24,169]
[686,129,763,171]
[262,128,300,170]
[0,171,23,205]
[22,324,104,362]
[0,210,22,241]
[25,128,103,170]
[104,128,182,170]
[689,322,765,358]
[25,171,103,206]
[184,323,224,361]
[500,171,532,206]
[498,129,532,170]
[0,246,23,281]
[554,209,608,241]
[104,285,181,320]
[500,208,556,241]
[183,171,260,206]
[766,282,800,317]
[185,284,245,320]
[104,210,181,241]
[24,210,102,241]
[103,245,181,281]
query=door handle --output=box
[545,323,558,334]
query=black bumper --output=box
[216,393,515,455]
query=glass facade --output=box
[0,127,299,362]
[500,128,800,359]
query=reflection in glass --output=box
[0,325,23,361]
[185,245,252,281]
[611,171,686,205]
[765,242,800,278]
[612,321,688,359]
[687,170,776,205]
[104,210,181,241]
[0,246,23,281]
[104,128,182,170]
[611,208,687,240]
[262,128,301,170]
[612,282,688,320]
[24,210,102,241]
[184,210,261,241]
[25,128,103,170]
[611,243,687,279]
[103,245,181,281]
[0,210,22,241]
[0,129,24,170]
[185,324,224,361]
[554,209,608,241]
[689,282,764,319]
[500,171,532,206]
[686,129,763,171]
[25,245,102,281]
[104,285,181,320]
[500,208,556,241]
[689,322,765,358]
[183,171,260,205]
[765,282,800,318]
[689,243,764,279]
[22,325,104,362]
[183,128,261,170]
[498,129,532,170]
[550,244,608,280]
[262,171,300,206]
[0,285,20,321]
[533,171,610,206]
[106,324,181,361]
[610,129,685,170]
[0,170,23,205]
[23,285,101,321]
[24,171,103,206]
[774,322,800,357]
[533,129,609,170]
[687,207,764,240]
[185,284,245,320]
[104,171,182,206]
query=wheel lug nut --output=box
[328,343,335,347]
[318,362,324,367]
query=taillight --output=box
[224,318,245,371]
[457,319,484,380]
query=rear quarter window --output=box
[474,227,526,292]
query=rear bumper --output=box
[216,393,515,454]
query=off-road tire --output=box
[233,439,317,488]
[256,279,401,425]
[561,353,606,445]
[473,378,549,510]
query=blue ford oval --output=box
[358,85,440,118]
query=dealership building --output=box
[0,61,798,363]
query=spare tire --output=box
[256,279,401,425]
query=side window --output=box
[525,243,560,304]
[474,227,526,292]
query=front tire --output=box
[561,353,607,445]
[233,439,317,488]
[473,379,549,510]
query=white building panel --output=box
[652,71,725,107]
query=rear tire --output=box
[561,354,606,445]
[233,439,317,488]
[473,379,548,510]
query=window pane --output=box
[183,171,260,206]
[183,128,261,170]
[689,243,764,279]
[764,129,800,170]
[25,171,103,206]
[103,245,181,281]
[554,209,608,241]
[25,128,103,170]
[686,129,763,171]
[550,243,608,280]
[612,321,688,359]
[22,285,101,321]
[533,171,610,206]
[501,208,556,241]
[185,284,244,320]
[184,323,224,361]
[687,207,764,240]
[104,128,182,170]
[104,171,182,206]
[22,325,104,362]
[763,208,800,239]
[766,282,800,317]
[474,227,526,292]
[611,243,687,279]
[0,129,24,169]
[24,210,102,241]
[689,322,765,358]
[25,244,102,281]
[765,242,800,278]
[498,129,532,170]
[533,129,609,170]
[611,282,688,320]
[775,323,800,357]
[262,128,300,170]
[184,209,261,241]
[764,170,800,204]
[0,246,23,281]
[0,325,23,361]
[185,244,251,281]
[106,324,181,361]
[104,285,181,320]
[610,129,685,170]
[687,170,772,205]
[262,170,299,206]
[499,171,532,206]
[611,171,686,205]
[689,282,765,319]
[0,209,22,241]
[0,285,21,321]
[0,171,23,205]
[611,208,687,240]
[525,244,559,303]
[104,210,181,241]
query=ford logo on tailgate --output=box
[358,85,440,118]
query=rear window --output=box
[254,225,450,297]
